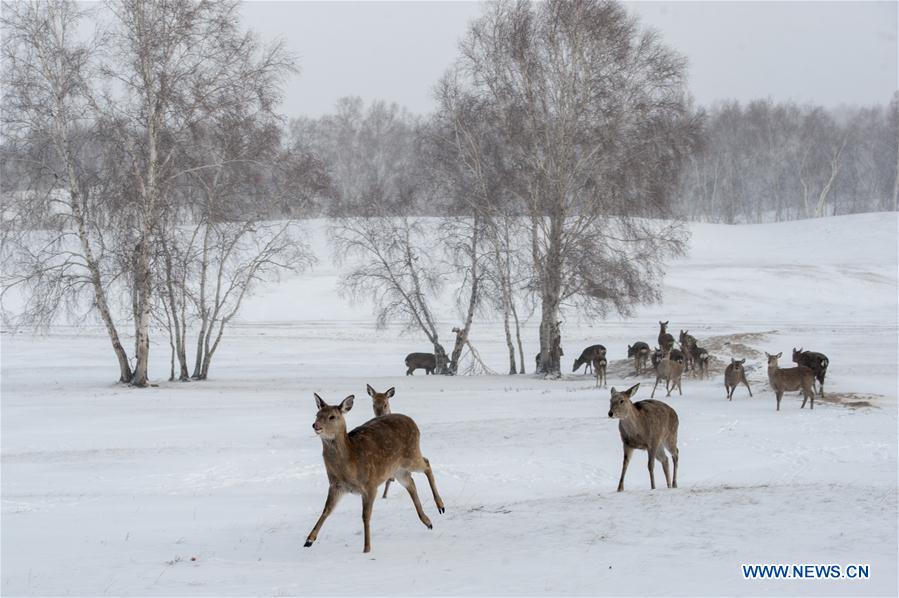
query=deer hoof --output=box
[438,506,445,514]
[304,540,313,548]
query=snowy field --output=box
[2,213,897,596]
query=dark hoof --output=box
[427,523,433,530]
[438,506,445,514]
[304,540,313,547]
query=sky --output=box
[239,1,897,118]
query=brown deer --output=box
[573,344,606,374]
[724,358,752,400]
[765,352,816,411]
[792,348,829,397]
[405,352,436,375]
[592,355,607,387]
[366,384,396,498]
[658,321,675,354]
[650,352,684,398]
[690,344,710,379]
[628,342,651,375]
[679,329,697,372]
[305,393,445,553]
[607,383,679,491]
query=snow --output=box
[2,213,897,596]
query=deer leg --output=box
[418,457,445,514]
[382,478,393,499]
[656,447,671,488]
[305,485,343,547]
[677,377,682,396]
[776,390,782,411]
[651,376,660,398]
[617,445,633,492]
[396,471,433,529]
[647,449,657,490]
[800,390,808,409]
[361,489,375,553]
[671,446,679,488]
[406,367,413,376]
[743,379,752,397]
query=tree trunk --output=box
[511,301,525,374]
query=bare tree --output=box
[101,0,295,385]
[1,0,133,382]
[452,0,694,377]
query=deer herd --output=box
[306,320,830,552]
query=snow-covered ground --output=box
[2,213,897,596]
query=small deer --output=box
[405,352,436,375]
[628,342,651,375]
[724,358,752,400]
[765,352,816,411]
[535,346,564,371]
[690,344,710,379]
[651,352,684,398]
[366,384,396,498]
[607,383,679,491]
[305,393,445,553]
[792,348,829,397]
[573,344,606,374]
[651,346,664,370]
[679,330,697,372]
[592,355,607,387]
[658,321,675,354]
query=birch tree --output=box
[452,0,694,376]
[1,0,133,382]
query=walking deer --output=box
[792,348,829,397]
[766,352,816,411]
[405,352,436,375]
[573,344,606,374]
[305,393,445,553]
[607,383,679,491]
[724,358,752,400]
[658,321,675,354]
[690,344,710,379]
[592,355,607,388]
[628,342,651,375]
[651,352,684,398]
[366,384,396,498]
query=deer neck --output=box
[617,403,641,434]
[320,426,352,464]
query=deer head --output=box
[366,384,395,417]
[608,384,641,419]
[312,393,354,440]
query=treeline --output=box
[676,98,899,223]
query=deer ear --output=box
[385,387,395,398]
[610,387,617,394]
[625,383,640,397]
[339,395,354,413]
[776,352,782,359]
[739,359,745,364]
[314,393,326,410]
[366,384,375,398]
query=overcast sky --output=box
[238,1,898,119]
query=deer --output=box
[628,342,651,375]
[690,344,710,379]
[573,344,606,374]
[765,352,816,411]
[678,330,697,372]
[405,352,436,375]
[724,358,752,400]
[658,321,675,354]
[366,384,397,499]
[650,351,684,398]
[607,383,679,492]
[592,355,608,388]
[792,348,829,397]
[535,346,564,371]
[305,393,445,553]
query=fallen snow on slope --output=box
[2,213,897,596]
